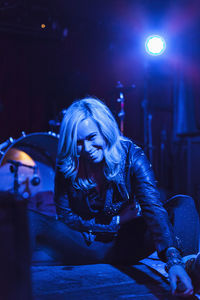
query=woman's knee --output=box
[164,195,196,212]
[164,194,199,234]
[164,195,199,255]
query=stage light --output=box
[41,24,46,29]
[145,35,166,56]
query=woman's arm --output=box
[54,170,120,234]
[129,146,195,295]
[129,144,177,259]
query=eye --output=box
[88,134,96,141]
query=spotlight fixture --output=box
[145,35,166,56]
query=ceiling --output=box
[0,0,200,60]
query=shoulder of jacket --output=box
[120,139,149,173]
[120,138,142,155]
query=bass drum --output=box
[0,132,59,216]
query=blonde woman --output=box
[54,97,199,297]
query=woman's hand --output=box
[168,265,194,297]
[119,204,140,225]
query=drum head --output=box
[0,133,58,209]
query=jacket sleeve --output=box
[130,144,178,260]
[54,169,120,233]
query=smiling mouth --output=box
[89,149,98,158]
[87,148,101,160]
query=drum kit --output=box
[0,131,59,213]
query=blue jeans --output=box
[28,195,199,265]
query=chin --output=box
[91,153,104,164]
[93,158,103,163]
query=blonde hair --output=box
[57,97,126,189]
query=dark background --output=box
[0,0,200,197]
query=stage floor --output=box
[31,253,192,300]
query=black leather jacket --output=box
[54,139,177,260]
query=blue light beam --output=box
[145,35,166,56]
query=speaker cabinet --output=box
[0,192,32,300]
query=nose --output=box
[84,140,92,153]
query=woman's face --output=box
[77,118,106,163]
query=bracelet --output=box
[165,247,185,273]
[116,215,120,225]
